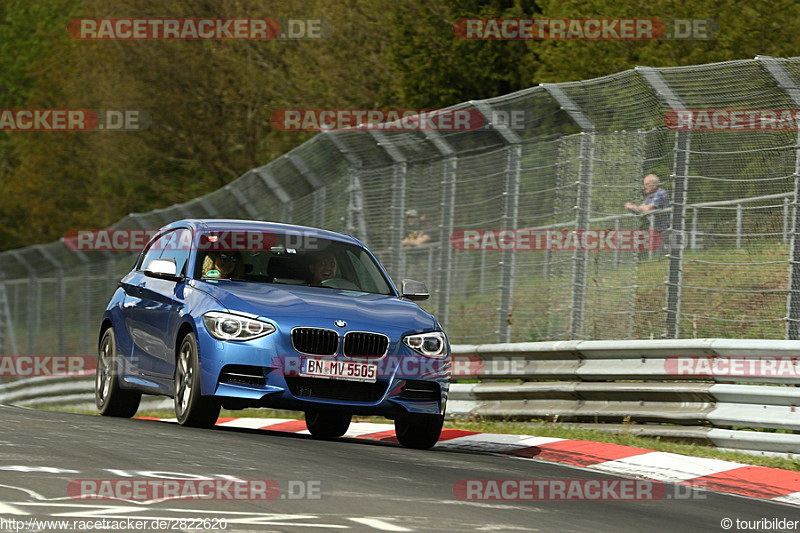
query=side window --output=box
[137,229,190,274]
[159,229,192,276]
[138,233,169,271]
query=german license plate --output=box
[301,358,378,383]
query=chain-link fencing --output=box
[3,55,800,356]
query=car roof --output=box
[157,219,365,246]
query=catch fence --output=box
[3,56,800,355]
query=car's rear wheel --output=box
[394,413,444,449]
[305,410,352,438]
[96,327,141,417]
[175,332,220,428]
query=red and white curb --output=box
[139,416,800,507]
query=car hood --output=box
[191,280,438,332]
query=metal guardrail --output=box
[2,339,799,456]
[450,339,800,457]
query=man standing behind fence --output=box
[625,174,671,233]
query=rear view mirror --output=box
[401,279,429,301]
[144,258,184,282]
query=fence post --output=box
[756,56,800,339]
[736,203,743,248]
[691,207,698,250]
[472,101,522,342]
[420,129,457,330]
[224,184,261,219]
[253,167,294,223]
[288,154,326,228]
[638,66,689,339]
[542,85,596,340]
[36,246,65,355]
[369,131,408,281]
[325,132,368,243]
[71,249,91,356]
[10,252,36,354]
[0,272,18,357]
[784,197,790,245]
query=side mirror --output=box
[144,258,184,282]
[401,279,429,301]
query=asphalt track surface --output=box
[0,405,797,532]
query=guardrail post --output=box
[638,66,689,339]
[757,56,800,339]
[542,85,596,340]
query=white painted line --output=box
[435,433,565,453]
[216,418,296,429]
[0,466,80,474]
[344,422,396,437]
[590,451,747,482]
[349,517,412,531]
[0,502,28,515]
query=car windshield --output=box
[193,230,394,295]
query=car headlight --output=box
[203,312,275,341]
[403,331,448,358]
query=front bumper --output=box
[195,329,450,417]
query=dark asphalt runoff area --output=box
[0,405,797,532]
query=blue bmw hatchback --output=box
[96,219,450,448]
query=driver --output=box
[202,251,241,279]
[308,251,337,285]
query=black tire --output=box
[95,327,141,417]
[394,413,444,449]
[175,332,220,428]
[305,410,352,438]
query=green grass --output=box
[442,240,793,343]
[37,405,799,472]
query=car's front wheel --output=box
[95,327,141,417]
[394,413,444,449]
[305,410,352,438]
[175,332,220,428]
